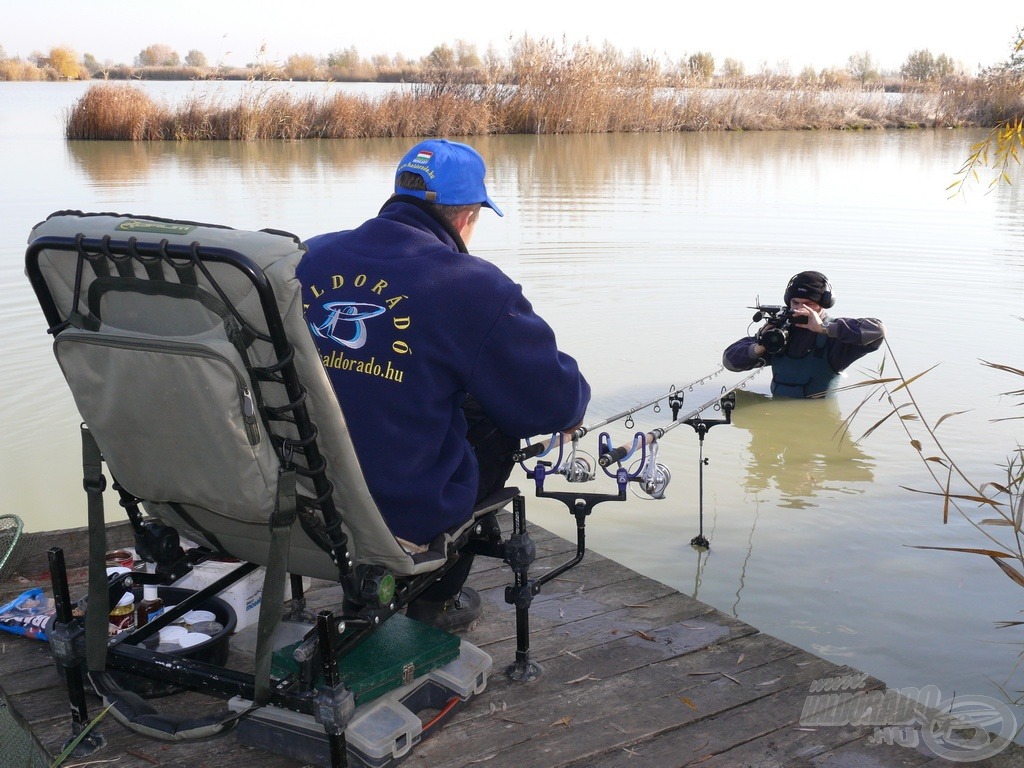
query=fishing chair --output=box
[24,210,574,767]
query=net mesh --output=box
[0,690,50,768]
[0,515,25,581]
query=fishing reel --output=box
[597,431,672,500]
[637,462,672,500]
[630,440,672,500]
[516,433,595,484]
[561,453,596,483]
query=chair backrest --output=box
[26,211,441,579]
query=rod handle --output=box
[598,445,628,467]
[512,441,548,463]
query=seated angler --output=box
[722,270,885,399]
[297,139,590,630]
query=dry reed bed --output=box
[65,77,1023,141]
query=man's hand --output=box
[790,303,825,333]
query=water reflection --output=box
[732,390,875,509]
[65,129,971,197]
[66,137,403,187]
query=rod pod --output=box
[675,392,736,549]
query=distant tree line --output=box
[1,33,1022,89]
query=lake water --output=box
[3,81,1024,739]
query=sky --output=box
[3,1,1020,75]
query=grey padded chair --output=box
[26,210,548,767]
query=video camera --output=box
[750,304,808,355]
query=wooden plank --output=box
[6,521,134,581]
[414,632,837,766]
[582,685,872,767]
[466,583,749,667]
[577,676,890,767]
[2,520,1023,768]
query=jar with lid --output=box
[108,592,136,635]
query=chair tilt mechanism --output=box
[25,211,621,768]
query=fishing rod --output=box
[510,365,728,465]
[597,365,764,468]
[514,364,764,552]
[572,365,727,440]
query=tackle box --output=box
[271,612,461,705]
[231,638,492,768]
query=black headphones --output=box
[785,271,834,309]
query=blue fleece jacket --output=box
[298,200,590,544]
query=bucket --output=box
[49,586,236,698]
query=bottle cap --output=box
[143,584,159,601]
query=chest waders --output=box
[770,332,838,398]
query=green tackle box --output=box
[272,613,461,705]
[233,639,492,768]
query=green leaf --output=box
[49,703,113,767]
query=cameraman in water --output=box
[722,271,885,398]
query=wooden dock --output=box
[2,521,1021,768]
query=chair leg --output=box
[47,547,107,756]
[284,573,315,622]
[314,610,356,768]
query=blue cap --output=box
[395,139,503,217]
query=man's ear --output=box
[451,208,475,234]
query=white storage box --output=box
[229,640,492,767]
[173,558,309,631]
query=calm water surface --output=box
[3,81,1024,737]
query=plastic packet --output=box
[0,587,54,641]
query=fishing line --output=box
[511,364,729,464]
[597,364,765,468]
[573,365,727,440]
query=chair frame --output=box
[26,211,619,767]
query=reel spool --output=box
[628,438,672,500]
[638,463,672,500]
[561,453,596,483]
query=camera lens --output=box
[760,327,789,355]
